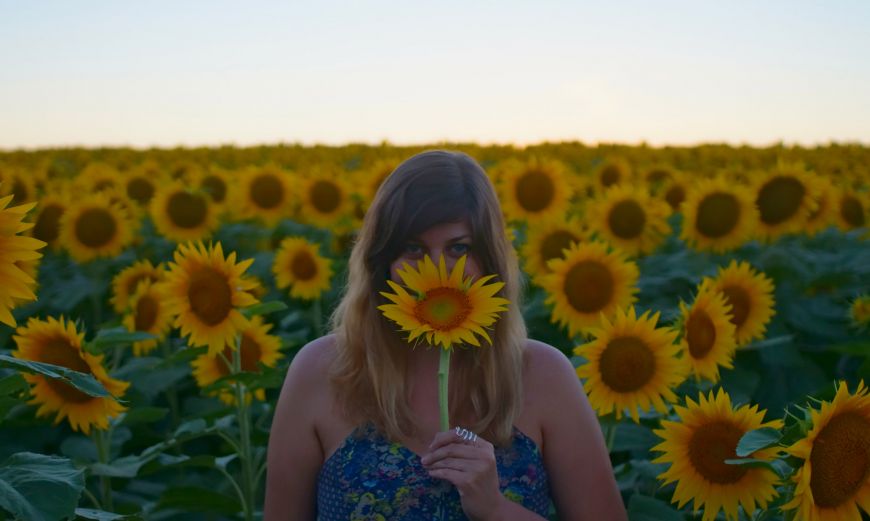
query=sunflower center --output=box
[127,177,155,204]
[167,191,208,229]
[600,166,621,187]
[809,412,870,508]
[187,267,233,325]
[540,231,579,264]
[515,170,555,212]
[291,251,318,281]
[688,421,749,484]
[756,176,806,225]
[414,287,471,331]
[609,200,646,239]
[564,261,614,313]
[75,208,117,248]
[12,178,28,202]
[311,180,341,213]
[41,336,94,403]
[33,203,64,243]
[720,285,750,329]
[201,175,228,203]
[665,185,686,211]
[218,334,263,376]
[696,192,740,238]
[598,336,655,392]
[251,174,284,209]
[686,309,716,358]
[841,195,865,228]
[135,294,159,331]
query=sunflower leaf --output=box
[74,507,143,520]
[89,327,157,352]
[0,354,110,398]
[625,493,683,521]
[723,457,780,473]
[0,452,85,521]
[736,427,782,456]
[241,300,288,319]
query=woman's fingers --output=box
[420,441,479,466]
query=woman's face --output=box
[389,219,482,284]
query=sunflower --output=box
[575,306,684,422]
[652,389,782,521]
[0,169,35,204]
[78,162,121,194]
[12,316,129,434]
[520,216,587,279]
[150,182,220,243]
[783,380,870,521]
[122,281,173,356]
[593,157,632,190]
[58,193,133,262]
[161,241,258,356]
[752,165,823,242]
[110,259,165,313]
[850,295,870,331]
[123,170,160,207]
[676,280,737,383]
[236,166,294,225]
[29,194,67,248]
[297,172,352,229]
[191,315,283,405]
[832,187,868,232]
[705,261,775,347]
[498,158,574,223]
[680,177,758,253]
[0,194,45,327]
[363,159,398,208]
[378,254,510,349]
[661,174,690,213]
[587,184,671,256]
[272,236,333,300]
[804,175,837,236]
[540,241,639,337]
[195,168,231,204]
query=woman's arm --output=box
[263,336,334,520]
[527,340,627,521]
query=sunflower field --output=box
[1,142,869,521]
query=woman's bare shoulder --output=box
[523,338,576,384]
[280,333,339,396]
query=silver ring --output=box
[454,426,479,445]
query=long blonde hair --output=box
[328,150,527,447]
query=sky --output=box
[1,0,869,149]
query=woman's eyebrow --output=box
[407,234,470,243]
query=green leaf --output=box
[724,458,780,474]
[241,300,289,318]
[0,354,110,398]
[119,407,168,426]
[156,485,242,515]
[0,373,27,396]
[626,494,683,521]
[736,427,782,457]
[74,508,143,520]
[89,327,157,352]
[0,452,85,521]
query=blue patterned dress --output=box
[316,422,552,520]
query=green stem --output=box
[160,340,181,430]
[81,486,101,510]
[93,428,114,513]
[438,349,451,431]
[605,422,618,453]
[232,335,255,521]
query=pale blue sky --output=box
[2,1,869,149]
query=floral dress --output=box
[316,422,552,520]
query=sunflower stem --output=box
[93,428,114,512]
[231,334,255,521]
[438,348,451,431]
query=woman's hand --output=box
[420,427,506,521]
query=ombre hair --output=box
[328,150,527,447]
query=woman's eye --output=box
[404,244,423,254]
[451,243,470,255]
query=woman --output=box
[264,150,626,520]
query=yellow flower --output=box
[652,389,782,521]
[680,177,758,253]
[122,169,161,207]
[804,175,837,236]
[297,171,352,229]
[588,184,671,256]
[752,164,823,242]
[29,194,68,249]
[0,168,36,204]
[191,315,283,405]
[661,173,689,214]
[0,194,46,327]
[122,281,174,356]
[540,241,639,337]
[498,157,574,223]
[12,316,129,434]
[161,242,258,356]
[194,167,231,205]
[378,254,509,349]
[235,165,295,226]
[706,261,776,347]
[110,259,165,314]
[783,380,870,521]
[150,182,220,243]
[520,216,587,279]
[850,295,870,330]
[832,187,868,232]
[58,193,133,262]
[575,306,684,422]
[593,157,632,190]
[272,237,333,300]
[677,280,737,383]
